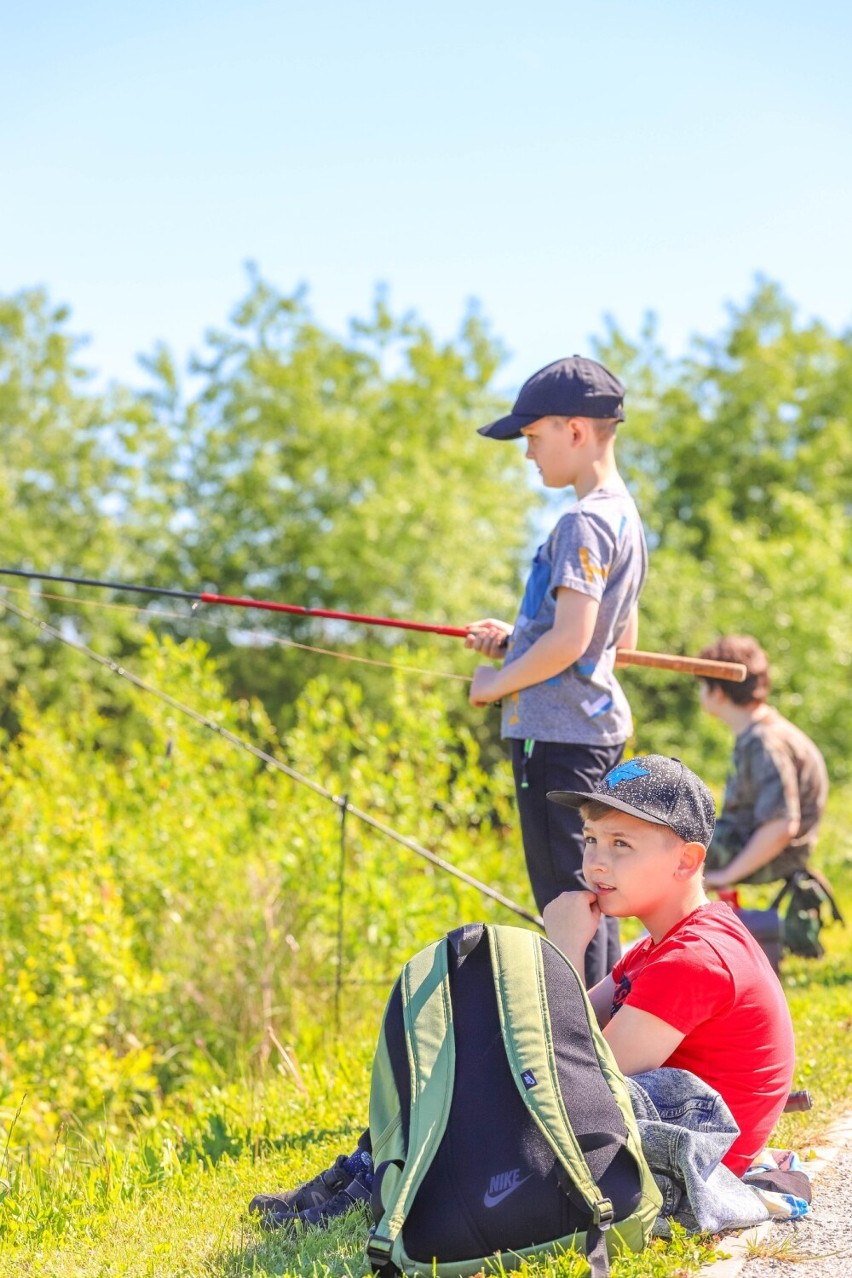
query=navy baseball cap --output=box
[547,755,716,848]
[478,355,625,440]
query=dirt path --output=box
[707,1114,852,1278]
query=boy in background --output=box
[695,635,828,888]
[466,355,647,985]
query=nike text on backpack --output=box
[366,922,662,1277]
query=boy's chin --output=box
[595,896,629,918]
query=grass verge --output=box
[1,801,849,1277]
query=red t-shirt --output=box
[610,902,795,1176]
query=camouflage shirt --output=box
[708,709,829,883]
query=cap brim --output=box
[546,790,670,828]
[479,402,625,439]
[477,413,536,440]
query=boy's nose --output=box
[583,849,609,875]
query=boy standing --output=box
[695,635,829,888]
[249,755,795,1227]
[466,355,647,984]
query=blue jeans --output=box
[628,1068,772,1235]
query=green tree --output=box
[594,279,852,780]
[0,288,178,743]
[0,280,535,759]
[0,637,525,1143]
[140,273,536,729]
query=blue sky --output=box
[3,0,851,396]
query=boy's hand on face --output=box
[464,619,513,660]
[469,666,503,706]
[542,890,602,969]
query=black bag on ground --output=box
[734,906,784,973]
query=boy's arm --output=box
[704,816,798,887]
[469,587,599,705]
[602,1006,685,1075]
[586,974,617,1028]
[544,892,617,1029]
[705,738,799,887]
[544,891,686,1072]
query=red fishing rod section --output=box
[197,593,468,637]
[0,567,468,637]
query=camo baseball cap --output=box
[548,755,716,847]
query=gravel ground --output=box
[737,1142,852,1277]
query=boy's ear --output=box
[555,415,585,445]
[675,841,706,881]
[569,416,587,445]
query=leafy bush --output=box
[0,635,525,1147]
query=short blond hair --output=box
[579,799,681,846]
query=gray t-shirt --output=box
[501,480,648,745]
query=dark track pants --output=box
[511,738,624,987]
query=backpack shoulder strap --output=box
[367,935,456,1276]
[487,927,616,1221]
[487,926,662,1278]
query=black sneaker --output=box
[297,1175,372,1229]
[249,1154,352,1226]
[249,1139,373,1230]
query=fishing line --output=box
[0,567,469,637]
[1,596,540,927]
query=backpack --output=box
[365,922,662,1278]
[770,868,845,959]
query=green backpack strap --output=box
[802,867,845,925]
[488,926,661,1278]
[367,931,459,1276]
[488,926,616,1275]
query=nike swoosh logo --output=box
[483,1173,533,1208]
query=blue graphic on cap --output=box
[606,760,650,788]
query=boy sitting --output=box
[695,634,829,888]
[250,755,795,1226]
[543,754,794,1178]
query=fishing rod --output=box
[0,566,747,681]
[0,566,466,636]
[0,595,542,927]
